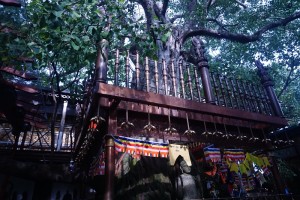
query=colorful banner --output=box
[224,149,245,162]
[204,147,221,163]
[114,136,169,158]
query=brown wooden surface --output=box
[1,79,39,93]
[0,66,37,80]
[97,83,287,127]
[0,0,21,7]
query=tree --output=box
[1,0,300,123]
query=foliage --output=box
[1,0,300,123]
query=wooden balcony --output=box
[74,49,288,158]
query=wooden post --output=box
[103,100,117,200]
[192,38,215,104]
[103,136,115,200]
[95,39,108,83]
[255,60,284,117]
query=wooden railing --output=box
[105,50,275,116]
[210,72,274,115]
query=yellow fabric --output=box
[229,162,239,173]
[262,157,271,167]
[239,163,248,175]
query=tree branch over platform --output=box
[182,11,300,44]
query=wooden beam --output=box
[1,79,39,93]
[0,66,37,80]
[0,0,21,7]
[97,84,287,127]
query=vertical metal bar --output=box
[162,59,168,95]
[114,49,119,86]
[56,100,68,151]
[187,64,194,100]
[154,60,159,93]
[145,57,150,92]
[125,50,130,88]
[179,60,186,99]
[135,52,140,89]
[193,64,202,102]
[171,59,177,97]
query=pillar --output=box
[103,100,117,200]
[95,39,109,83]
[103,136,115,200]
[192,38,215,104]
[255,60,284,117]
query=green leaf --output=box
[82,36,90,42]
[100,31,109,38]
[71,41,80,50]
[71,11,81,19]
[53,11,63,18]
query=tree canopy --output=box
[1,0,300,124]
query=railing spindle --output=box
[241,81,252,111]
[252,84,264,114]
[125,50,130,88]
[114,49,119,86]
[162,59,168,95]
[193,64,202,102]
[145,57,150,92]
[187,64,194,100]
[179,60,186,99]
[211,72,220,105]
[136,52,140,89]
[224,77,234,108]
[229,78,240,109]
[259,86,273,115]
[218,74,228,107]
[246,82,259,113]
[171,59,177,97]
[235,79,247,110]
[243,81,256,112]
[154,60,159,94]
[258,86,271,115]
[249,82,260,113]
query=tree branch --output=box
[235,0,247,9]
[153,1,167,23]
[170,14,184,23]
[161,0,169,16]
[182,11,300,44]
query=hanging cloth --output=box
[203,147,221,163]
[114,135,169,158]
[224,149,245,162]
[169,144,192,166]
